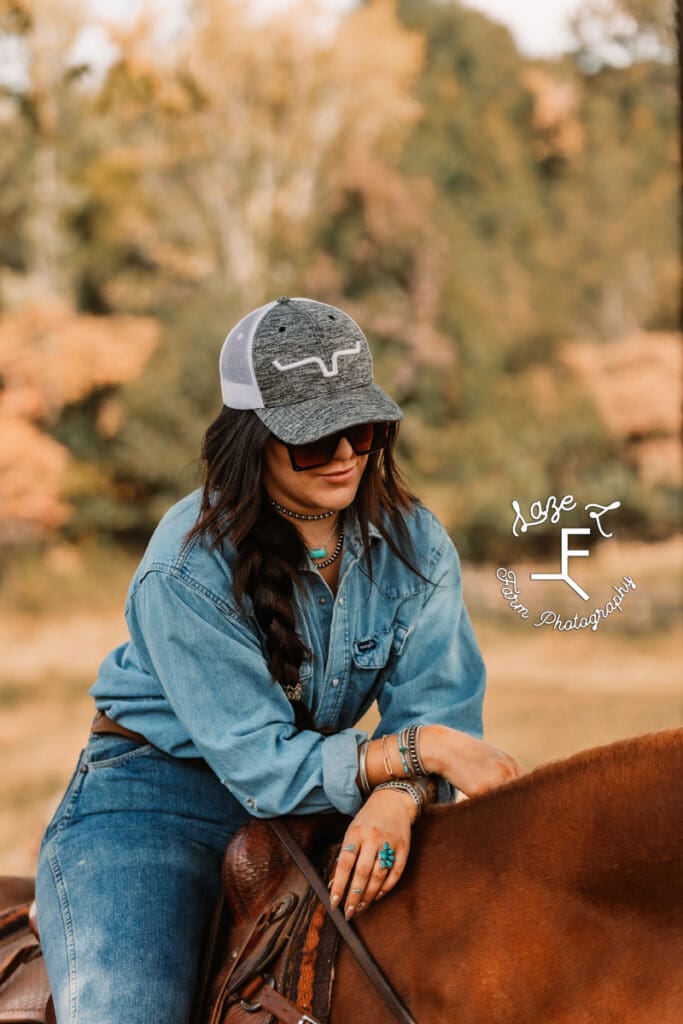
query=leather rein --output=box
[234,819,418,1024]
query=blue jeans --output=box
[35,733,251,1024]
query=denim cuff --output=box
[321,728,368,816]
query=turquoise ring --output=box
[378,841,395,870]
[351,887,363,895]
[342,843,357,854]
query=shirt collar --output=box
[344,509,382,553]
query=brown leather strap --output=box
[91,711,214,773]
[91,710,149,745]
[239,976,322,1024]
[268,819,418,1024]
[0,936,41,986]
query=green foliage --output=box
[0,0,678,559]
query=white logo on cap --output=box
[272,340,361,378]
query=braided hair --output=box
[183,407,421,724]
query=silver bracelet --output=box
[374,779,424,822]
[410,724,428,777]
[358,740,371,797]
[396,724,428,778]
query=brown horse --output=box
[2,730,681,1023]
[331,728,683,1024]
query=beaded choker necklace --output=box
[267,497,344,568]
[267,497,335,521]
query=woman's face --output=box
[263,433,369,515]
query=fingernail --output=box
[330,894,340,908]
[357,902,366,912]
[327,878,333,889]
[377,891,385,899]
[345,906,355,921]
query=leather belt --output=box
[90,710,213,772]
[91,710,149,744]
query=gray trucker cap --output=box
[219,296,403,444]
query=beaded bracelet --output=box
[358,740,371,798]
[414,725,428,776]
[375,779,425,823]
[406,724,428,778]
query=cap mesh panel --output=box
[220,307,266,386]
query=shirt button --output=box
[338,597,345,606]
[331,677,340,687]
[319,597,326,605]
[246,797,256,808]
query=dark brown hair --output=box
[183,407,422,722]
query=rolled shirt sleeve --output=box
[373,531,486,803]
[128,568,367,818]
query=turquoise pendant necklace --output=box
[309,520,345,569]
[308,516,341,560]
[265,496,344,569]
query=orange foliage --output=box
[0,419,69,537]
[561,332,682,486]
[0,301,159,541]
[523,68,585,160]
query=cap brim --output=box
[255,382,403,445]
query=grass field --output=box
[2,537,681,876]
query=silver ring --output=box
[341,843,357,853]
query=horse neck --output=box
[415,729,683,896]
[339,731,682,1024]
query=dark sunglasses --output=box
[283,421,391,471]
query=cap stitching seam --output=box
[289,301,325,345]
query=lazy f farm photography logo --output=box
[497,494,637,633]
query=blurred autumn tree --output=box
[0,0,162,544]
[0,0,678,560]
[391,0,679,556]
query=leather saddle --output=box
[193,813,346,1024]
[0,877,55,1023]
[0,814,346,1024]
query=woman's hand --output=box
[329,788,415,920]
[422,725,526,797]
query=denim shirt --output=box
[90,489,485,818]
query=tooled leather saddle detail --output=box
[193,813,347,1024]
[223,817,342,925]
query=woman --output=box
[35,296,524,1024]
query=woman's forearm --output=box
[358,723,526,802]
[358,724,447,791]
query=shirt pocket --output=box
[347,628,396,697]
